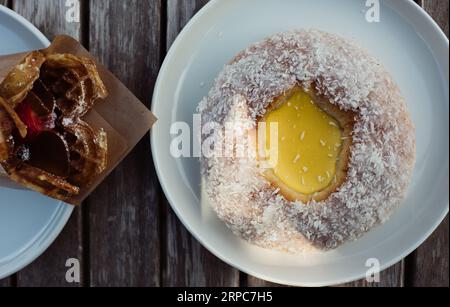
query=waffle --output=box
[0,52,108,202]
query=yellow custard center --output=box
[263,88,343,195]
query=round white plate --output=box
[0,6,73,280]
[152,0,449,286]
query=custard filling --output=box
[262,87,343,195]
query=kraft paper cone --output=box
[0,35,157,205]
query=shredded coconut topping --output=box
[199,30,416,252]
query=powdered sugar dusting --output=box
[199,30,416,252]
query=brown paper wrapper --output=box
[0,35,157,205]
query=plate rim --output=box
[152,0,449,286]
[0,5,74,280]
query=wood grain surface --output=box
[423,0,449,36]
[163,0,240,287]
[87,0,162,287]
[0,0,448,287]
[0,0,10,8]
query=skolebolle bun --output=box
[198,30,416,252]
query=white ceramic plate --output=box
[0,6,73,280]
[152,0,449,286]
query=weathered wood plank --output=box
[0,276,13,287]
[407,218,449,287]
[13,0,82,40]
[405,0,449,288]
[163,201,239,286]
[12,0,85,287]
[247,276,283,287]
[0,0,10,8]
[423,0,449,36]
[163,0,239,287]
[87,0,162,287]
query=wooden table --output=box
[0,0,448,287]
